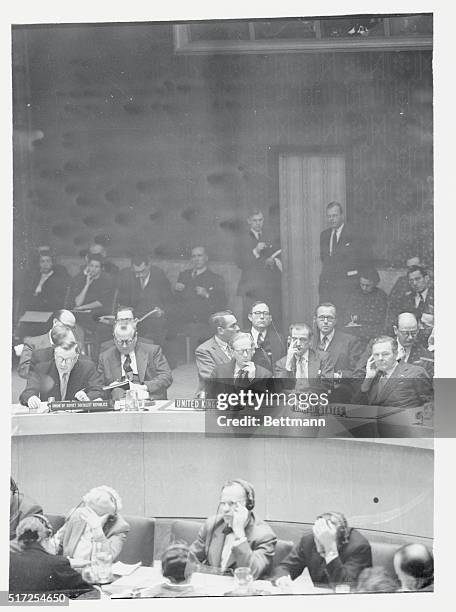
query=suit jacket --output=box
[97,342,172,400]
[68,271,114,315]
[319,224,365,289]
[251,327,285,373]
[195,336,232,391]
[353,340,434,379]
[236,229,280,299]
[19,357,103,405]
[190,513,277,579]
[18,332,52,379]
[9,543,92,597]
[117,265,173,313]
[397,287,434,322]
[274,348,334,392]
[176,268,226,324]
[22,267,70,313]
[359,361,433,408]
[273,528,372,589]
[207,360,275,399]
[312,329,363,378]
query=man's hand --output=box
[175,282,185,292]
[253,242,267,257]
[264,256,275,269]
[276,576,293,593]
[285,341,300,370]
[75,390,90,402]
[231,502,249,538]
[195,286,210,299]
[112,388,127,401]
[80,506,109,531]
[313,518,338,558]
[365,355,378,380]
[27,396,41,410]
[68,557,91,569]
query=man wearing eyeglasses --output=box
[313,303,363,379]
[247,302,285,373]
[20,337,103,409]
[97,319,172,401]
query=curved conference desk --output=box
[11,402,434,541]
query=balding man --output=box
[357,336,432,408]
[393,544,433,592]
[274,323,334,393]
[98,318,172,401]
[17,310,83,379]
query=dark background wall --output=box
[12,22,433,274]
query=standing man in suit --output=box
[20,337,103,408]
[190,479,277,579]
[247,301,285,373]
[174,246,227,349]
[274,323,334,393]
[272,512,372,590]
[357,336,432,408]
[97,319,172,400]
[207,332,274,400]
[195,311,240,393]
[319,202,366,312]
[236,209,282,325]
[117,251,173,347]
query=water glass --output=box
[124,389,138,412]
[234,567,253,594]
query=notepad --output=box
[19,311,52,323]
[112,561,142,576]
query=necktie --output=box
[330,229,338,256]
[236,369,249,386]
[377,373,388,392]
[257,333,264,348]
[319,335,329,351]
[222,525,233,536]
[416,293,425,318]
[60,373,69,401]
[123,354,133,376]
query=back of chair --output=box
[170,520,203,546]
[271,539,294,570]
[47,514,65,533]
[119,516,155,567]
[371,542,400,577]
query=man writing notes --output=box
[190,479,277,579]
[20,335,103,408]
[97,319,172,401]
[273,512,372,590]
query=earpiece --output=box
[30,513,54,537]
[225,478,255,511]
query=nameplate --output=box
[49,400,113,412]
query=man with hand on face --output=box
[69,254,114,317]
[273,512,372,591]
[248,301,285,373]
[190,479,277,579]
[274,324,333,393]
[97,318,172,401]
[357,335,432,408]
[19,336,103,409]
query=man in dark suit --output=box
[195,311,240,394]
[273,511,372,590]
[395,266,434,331]
[357,336,432,408]
[190,479,277,579]
[21,252,70,314]
[319,202,367,312]
[236,209,282,325]
[20,338,103,408]
[97,319,172,400]
[117,251,173,346]
[274,323,334,393]
[386,255,423,328]
[207,332,274,401]
[247,301,285,373]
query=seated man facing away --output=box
[356,335,432,408]
[274,323,334,393]
[10,478,43,543]
[19,334,103,408]
[10,516,93,598]
[272,511,372,590]
[207,332,275,400]
[97,317,172,401]
[393,543,433,592]
[194,311,240,395]
[142,544,203,598]
[53,486,129,568]
[17,309,77,379]
[190,479,276,579]
[356,567,399,593]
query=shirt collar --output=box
[214,335,230,351]
[320,329,335,344]
[192,267,207,277]
[250,327,265,345]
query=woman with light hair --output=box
[53,485,129,568]
[9,515,92,597]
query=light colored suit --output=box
[97,341,172,400]
[18,332,52,379]
[195,335,232,392]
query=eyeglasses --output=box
[252,311,270,317]
[317,315,335,321]
[55,355,74,365]
[234,347,255,354]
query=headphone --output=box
[222,478,255,511]
[30,513,54,537]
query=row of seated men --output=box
[16,234,433,364]
[9,477,433,597]
[16,296,433,409]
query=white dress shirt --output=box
[414,288,429,308]
[250,327,265,348]
[121,351,138,377]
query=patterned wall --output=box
[13,23,433,274]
